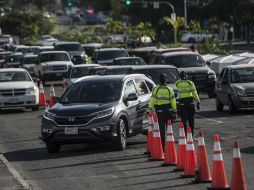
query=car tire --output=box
[229,98,238,113]
[216,96,224,111]
[114,119,127,151]
[32,105,39,111]
[46,143,61,154]
[208,90,215,98]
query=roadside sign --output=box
[171,13,176,21]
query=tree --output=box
[232,0,254,44]
[106,18,125,42]
[160,16,186,43]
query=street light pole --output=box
[184,0,187,25]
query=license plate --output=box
[9,98,19,103]
[56,73,62,77]
[65,127,78,135]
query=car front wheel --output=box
[46,143,61,154]
[216,97,224,111]
[114,119,127,151]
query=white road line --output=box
[196,114,224,124]
[0,154,31,190]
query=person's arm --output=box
[169,87,177,112]
[190,81,200,102]
[147,87,157,112]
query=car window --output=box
[231,68,254,83]
[97,50,128,60]
[0,71,31,82]
[60,80,122,104]
[40,53,70,62]
[165,54,206,68]
[145,80,154,92]
[55,44,83,51]
[124,80,137,97]
[134,79,149,95]
[218,69,225,82]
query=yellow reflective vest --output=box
[147,85,177,112]
[175,79,200,102]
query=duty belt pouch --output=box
[154,104,171,113]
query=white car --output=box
[181,31,216,43]
[0,68,39,110]
[35,51,73,81]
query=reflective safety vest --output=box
[148,85,177,112]
[175,79,200,102]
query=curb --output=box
[0,153,32,190]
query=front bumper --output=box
[0,94,39,108]
[232,96,254,109]
[41,117,117,144]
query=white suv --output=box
[35,51,73,81]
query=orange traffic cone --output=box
[49,83,55,108]
[193,130,212,183]
[144,111,153,156]
[162,120,177,166]
[174,122,186,171]
[181,127,197,177]
[230,141,247,190]
[208,134,230,190]
[149,114,164,161]
[39,81,47,106]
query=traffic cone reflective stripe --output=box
[149,114,164,161]
[182,127,197,177]
[39,81,47,106]
[175,122,186,171]
[208,134,230,190]
[230,141,247,190]
[193,131,211,183]
[162,120,177,166]
[49,83,55,108]
[144,112,153,155]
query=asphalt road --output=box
[0,86,254,190]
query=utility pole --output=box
[184,0,187,25]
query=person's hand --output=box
[197,102,200,110]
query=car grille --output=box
[246,91,254,97]
[54,115,94,126]
[187,73,208,86]
[51,65,67,71]
[0,89,26,96]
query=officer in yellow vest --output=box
[148,74,177,151]
[176,71,200,136]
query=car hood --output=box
[42,61,72,66]
[49,102,116,116]
[97,59,113,65]
[231,83,254,92]
[178,67,210,74]
[0,81,34,89]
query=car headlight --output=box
[26,87,36,94]
[95,107,114,119]
[43,110,55,121]
[42,65,50,71]
[236,89,247,96]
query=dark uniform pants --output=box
[155,104,173,151]
[179,98,195,136]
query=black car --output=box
[41,74,155,153]
[92,48,129,65]
[54,42,88,64]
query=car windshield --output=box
[113,58,146,65]
[40,53,70,62]
[70,67,92,78]
[59,80,122,104]
[0,71,31,82]
[23,57,37,64]
[134,68,180,84]
[55,44,82,51]
[98,50,128,60]
[106,68,132,75]
[231,68,254,83]
[5,55,23,63]
[165,55,206,68]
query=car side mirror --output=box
[125,93,138,101]
[53,96,60,104]
[206,61,212,67]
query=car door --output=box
[133,78,151,131]
[218,68,230,104]
[123,80,139,131]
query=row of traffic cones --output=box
[145,111,247,190]
[38,81,65,108]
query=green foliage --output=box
[130,22,155,41]
[198,40,230,55]
[188,20,201,32]
[0,11,55,39]
[106,18,125,35]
